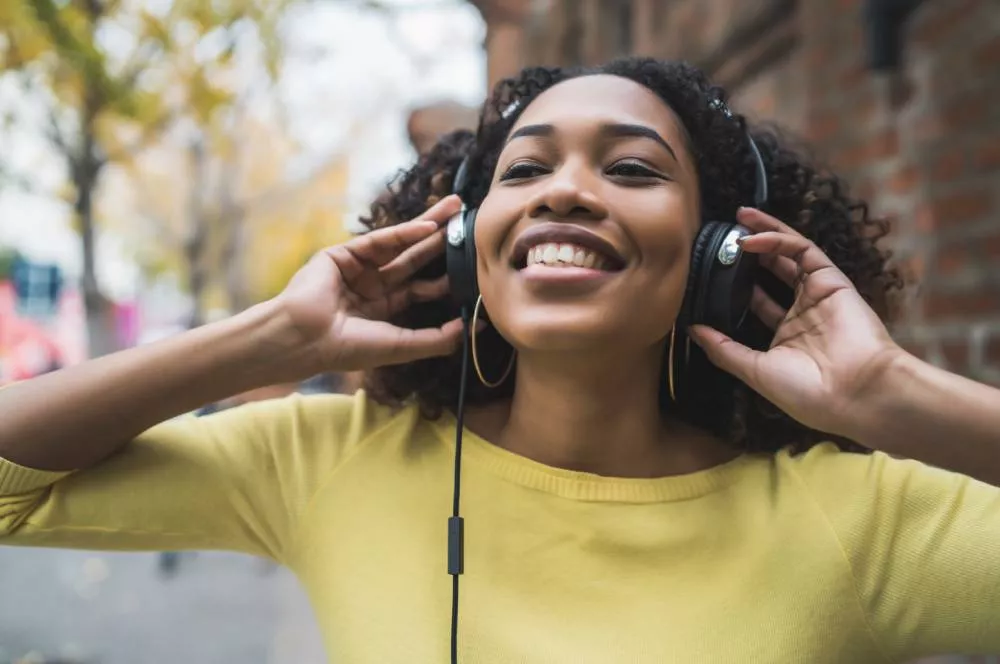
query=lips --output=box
[509,223,625,271]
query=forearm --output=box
[851,351,1000,486]
[0,299,312,471]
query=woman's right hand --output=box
[274,195,466,373]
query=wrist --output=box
[226,299,322,386]
[841,347,923,450]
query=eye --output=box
[606,160,666,180]
[499,161,549,182]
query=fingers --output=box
[415,194,463,226]
[736,206,804,238]
[687,324,761,388]
[738,231,835,277]
[380,317,466,365]
[380,275,450,316]
[750,285,787,331]
[759,252,800,289]
[325,195,462,280]
[379,225,447,288]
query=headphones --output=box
[445,111,769,406]
[443,105,769,664]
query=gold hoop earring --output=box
[667,327,677,402]
[470,294,516,388]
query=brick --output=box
[809,112,841,143]
[868,127,899,160]
[887,165,920,195]
[984,233,1000,261]
[837,63,866,88]
[941,95,989,131]
[855,93,879,125]
[986,334,1000,367]
[910,0,977,47]
[805,45,831,70]
[940,340,969,369]
[898,341,927,360]
[933,243,972,277]
[913,113,944,143]
[898,253,926,283]
[928,188,993,229]
[930,148,966,183]
[914,203,935,234]
[976,134,1000,171]
[975,34,1000,70]
[923,290,1000,320]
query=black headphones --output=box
[443,106,769,663]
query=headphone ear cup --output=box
[671,221,726,401]
[680,221,727,327]
[445,206,480,310]
[464,207,479,304]
[671,221,756,410]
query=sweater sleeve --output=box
[0,391,389,564]
[789,442,1000,662]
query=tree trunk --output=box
[185,137,209,329]
[76,124,116,358]
[222,212,249,315]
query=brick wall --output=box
[471,0,1000,386]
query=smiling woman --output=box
[2,57,1000,664]
[362,60,893,455]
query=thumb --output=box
[688,325,760,387]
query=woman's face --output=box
[474,74,701,355]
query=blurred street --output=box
[0,548,324,664]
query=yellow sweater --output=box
[2,391,999,663]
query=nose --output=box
[526,159,608,221]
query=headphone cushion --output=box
[680,221,729,328]
[445,207,480,309]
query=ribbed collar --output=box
[431,411,760,504]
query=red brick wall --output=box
[798,0,1000,386]
[473,0,1000,386]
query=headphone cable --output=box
[449,307,471,664]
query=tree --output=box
[103,107,353,328]
[0,0,289,355]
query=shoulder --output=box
[222,388,425,449]
[775,441,1000,543]
[156,389,430,470]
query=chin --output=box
[493,304,643,353]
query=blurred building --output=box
[425,0,998,387]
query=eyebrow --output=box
[506,122,678,163]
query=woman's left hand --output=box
[688,207,903,440]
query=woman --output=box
[2,58,999,663]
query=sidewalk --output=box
[0,548,325,664]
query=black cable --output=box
[449,307,471,664]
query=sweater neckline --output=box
[431,411,758,503]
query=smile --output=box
[526,243,612,270]
[510,223,626,272]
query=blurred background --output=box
[0,0,997,662]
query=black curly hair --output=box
[360,57,900,455]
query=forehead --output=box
[510,74,690,148]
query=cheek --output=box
[625,197,698,322]
[471,195,507,264]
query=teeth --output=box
[524,242,610,270]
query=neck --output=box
[476,346,730,478]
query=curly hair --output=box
[360,57,900,455]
